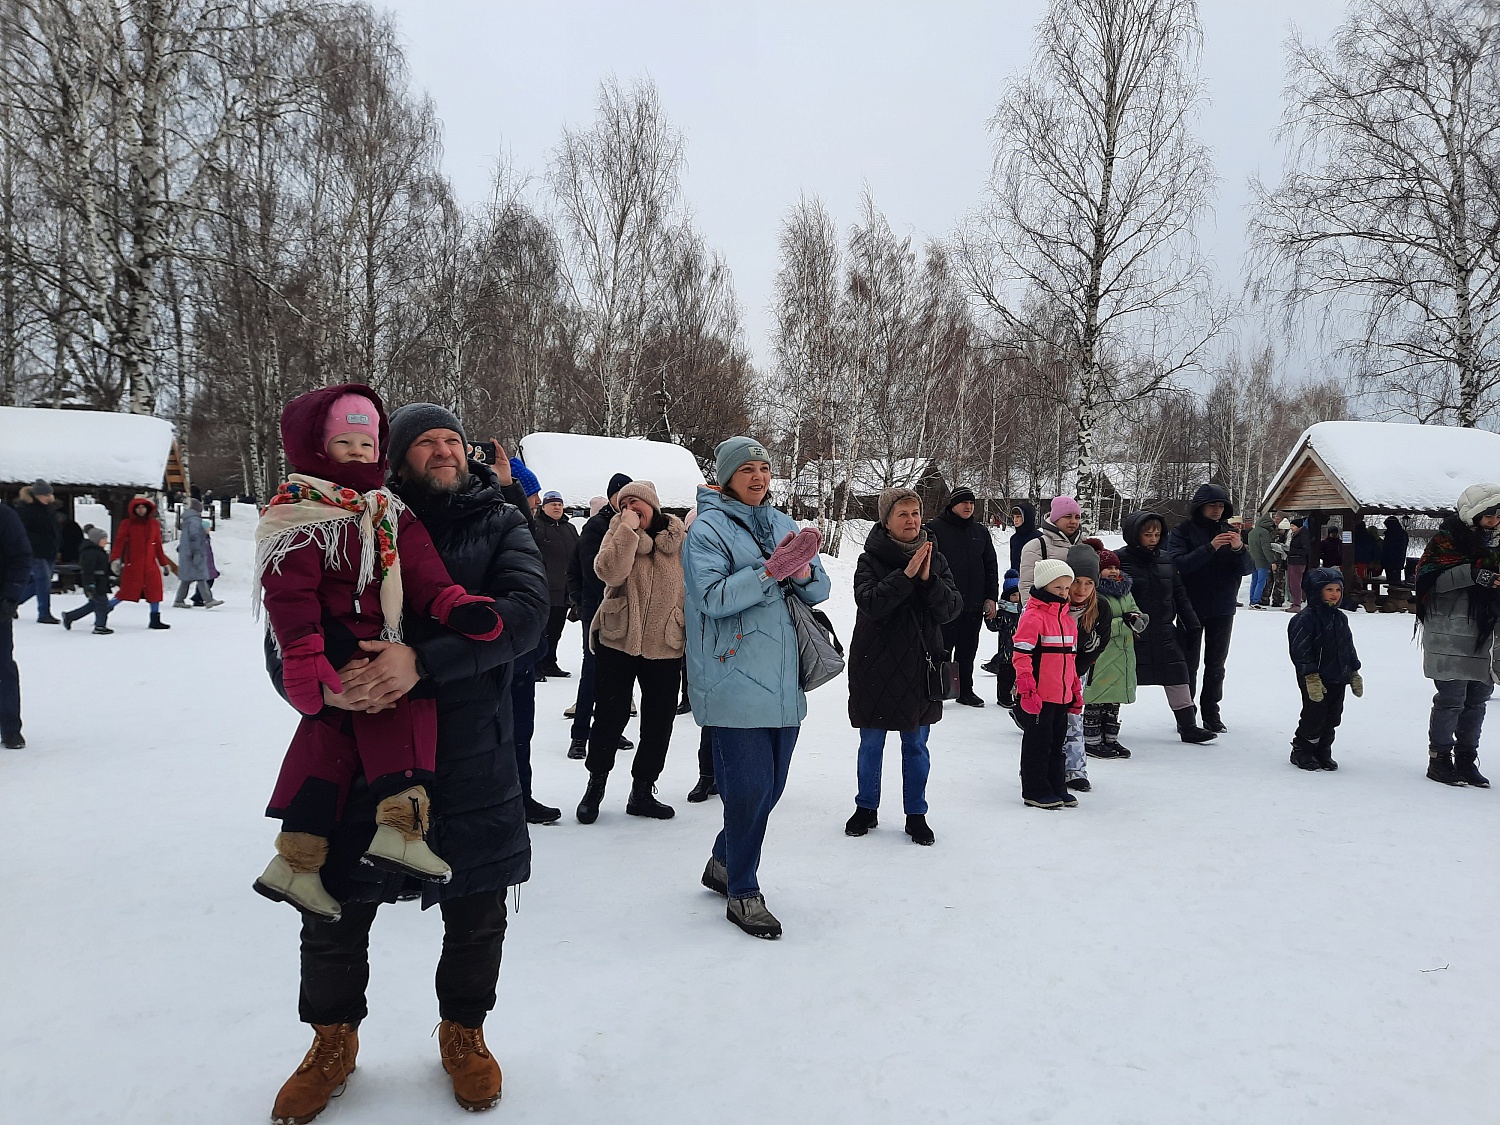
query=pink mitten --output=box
[282,635,343,715]
[764,527,823,581]
[432,584,504,641]
[1020,691,1043,716]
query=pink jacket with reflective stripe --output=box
[1011,594,1083,707]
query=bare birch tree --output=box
[1249,0,1500,426]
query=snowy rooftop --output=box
[517,432,707,509]
[0,405,175,489]
[1265,420,1500,514]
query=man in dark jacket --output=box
[1285,517,1314,611]
[565,473,635,756]
[534,490,579,677]
[1165,483,1253,733]
[925,486,998,707]
[61,526,115,633]
[0,502,29,747]
[14,479,60,623]
[265,402,548,1123]
[1381,516,1409,584]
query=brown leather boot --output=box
[438,1020,502,1111]
[270,1023,358,1125]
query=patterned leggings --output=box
[1083,703,1121,747]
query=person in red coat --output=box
[252,384,505,923]
[1011,558,1085,810]
[109,496,177,629]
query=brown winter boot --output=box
[254,832,342,921]
[438,1020,503,1111]
[270,1023,359,1125]
[362,786,451,882]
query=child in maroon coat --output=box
[252,384,503,922]
[1011,558,1084,809]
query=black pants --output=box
[570,621,597,742]
[1293,678,1346,756]
[511,667,535,799]
[298,890,507,1028]
[1180,614,1234,722]
[585,645,681,784]
[543,605,568,669]
[62,594,113,630]
[0,612,18,741]
[698,725,714,777]
[942,610,984,699]
[1019,701,1069,800]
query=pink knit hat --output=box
[1049,496,1082,520]
[322,391,381,451]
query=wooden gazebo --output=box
[1261,420,1500,611]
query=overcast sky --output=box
[378,0,1350,376]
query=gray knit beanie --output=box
[1066,542,1101,582]
[878,487,921,526]
[387,403,466,476]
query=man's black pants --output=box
[543,605,568,669]
[942,610,984,699]
[1180,614,1235,723]
[299,891,508,1028]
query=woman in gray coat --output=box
[1414,483,1500,787]
[173,500,223,609]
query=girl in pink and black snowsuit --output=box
[1011,558,1085,810]
[253,384,503,922]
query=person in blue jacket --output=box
[1165,483,1253,733]
[1287,567,1363,771]
[684,436,831,940]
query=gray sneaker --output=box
[726,893,782,939]
[701,856,728,897]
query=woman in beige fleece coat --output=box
[576,480,688,823]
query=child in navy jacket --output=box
[1287,567,1363,771]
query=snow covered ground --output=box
[2,507,1495,1125]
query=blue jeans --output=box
[855,726,930,815]
[0,612,18,739]
[711,726,799,899]
[1250,567,1270,605]
[19,558,53,618]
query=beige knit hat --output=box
[1032,559,1075,590]
[878,487,921,526]
[614,480,662,513]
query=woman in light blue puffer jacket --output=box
[684,437,830,939]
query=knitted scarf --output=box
[1415,517,1500,647]
[253,473,407,644]
[1098,573,1133,600]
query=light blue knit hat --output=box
[714,436,773,488]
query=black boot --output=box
[676,697,693,715]
[524,796,562,824]
[686,774,718,803]
[626,782,675,819]
[1426,748,1468,786]
[1454,749,1490,788]
[1422,753,1470,786]
[148,611,171,630]
[567,738,587,760]
[1315,742,1338,771]
[1201,709,1228,734]
[1289,743,1321,771]
[1174,706,1216,744]
[576,772,608,823]
[1105,739,1131,759]
[844,806,878,836]
[904,814,935,845]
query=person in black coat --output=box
[13,479,59,623]
[924,486,998,707]
[1380,516,1410,584]
[565,474,635,757]
[1165,483,1253,733]
[1118,510,1216,743]
[61,527,115,633]
[845,489,964,845]
[533,490,580,677]
[1287,567,1363,770]
[0,502,30,747]
[263,403,547,1119]
[1008,501,1041,572]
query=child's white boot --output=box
[254,832,342,921]
[362,786,451,882]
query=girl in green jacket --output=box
[1084,547,1148,758]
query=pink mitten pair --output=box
[764,528,823,582]
[282,635,343,715]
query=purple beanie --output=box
[1049,496,1082,521]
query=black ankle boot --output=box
[1173,706,1216,744]
[844,806,878,836]
[686,774,718,802]
[1427,749,1468,786]
[148,611,171,630]
[1454,749,1490,788]
[626,783,675,819]
[576,772,608,823]
[904,814,935,845]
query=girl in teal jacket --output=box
[683,438,831,940]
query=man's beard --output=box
[405,464,470,502]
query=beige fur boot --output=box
[362,786,451,882]
[254,832,342,921]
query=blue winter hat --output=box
[714,435,773,488]
[1002,568,1019,596]
[510,457,541,498]
[1304,567,1345,603]
[542,490,563,504]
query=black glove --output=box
[567,604,581,623]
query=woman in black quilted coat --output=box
[844,488,964,845]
